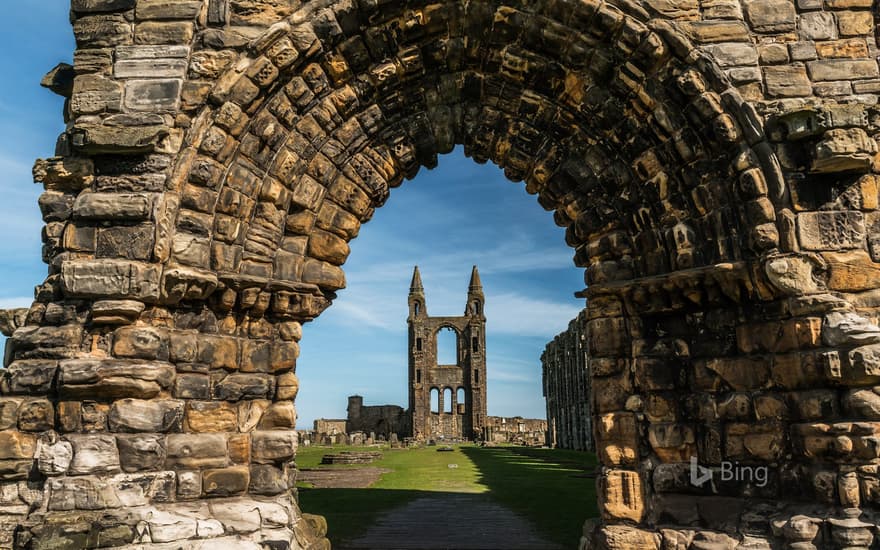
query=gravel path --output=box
[336,493,565,550]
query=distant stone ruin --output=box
[542,311,594,451]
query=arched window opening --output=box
[416,337,423,351]
[473,301,481,315]
[474,369,479,384]
[436,327,457,365]
[472,336,479,352]
[430,388,439,413]
[456,388,466,414]
[416,369,421,383]
[444,388,453,414]
[414,301,421,315]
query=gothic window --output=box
[444,388,453,413]
[436,327,457,364]
[430,388,439,413]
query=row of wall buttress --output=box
[541,309,593,452]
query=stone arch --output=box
[434,325,459,365]
[430,386,440,413]
[8,0,880,548]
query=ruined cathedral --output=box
[408,265,488,441]
[328,266,546,445]
[334,266,488,441]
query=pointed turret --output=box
[410,266,424,293]
[409,266,426,318]
[468,265,482,292]
[466,265,484,317]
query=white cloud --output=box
[485,292,581,337]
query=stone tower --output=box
[408,266,487,441]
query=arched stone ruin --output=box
[3,0,880,548]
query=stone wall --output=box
[5,0,880,548]
[484,416,547,446]
[313,418,346,436]
[542,310,594,452]
[345,395,410,439]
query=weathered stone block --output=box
[46,476,122,510]
[797,211,864,250]
[763,65,812,97]
[18,399,54,431]
[600,470,645,522]
[71,124,170,154]
[799,12,837,40]
[124,79,182,111]
[115,58,187,78]
[36,435,73,476]
[213,373,274,400]
[73,15,131,48]
[595,413,638,466]
[136,0,203,19]
[702,43,758,67]
[808,59,879,81]
[249,464,287,495]
[301,259,345,291]
[91,299,145,325]
[198,334,239,369]
[165,433,228,468]
[186,401,238,432]
[174,373,210,399]
[736,318,822,353]
[0,400,22,431]
[112,326,169,360]
[59,358,175,399]
[0,430,36,478]
[109,399,183,432]
[307,230,350,265]
[70,74,122,114]
[843,387,880,419]
[258,402,296,429]
[648,423,696,462]
[203,466,249,496]
[821,251,878,293]
[160,267,218,303]
[745,0,796,32]
[702,356,771,391]
[72,0,136,11]
[117,434,165,472]
[135,21,194,44]
[67,434,120,474]
[97,224,155,260]
[811,128,878,173]
[241,340,270,373]
[837,11,873,36]
[2,361,58,394]
[251,430,297,464]
[276,372,299,400]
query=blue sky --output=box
[0,2,586,427]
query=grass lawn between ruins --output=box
[295,444,599,547]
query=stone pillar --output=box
[542,310,593,452]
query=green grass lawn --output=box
[295,444,598,547]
